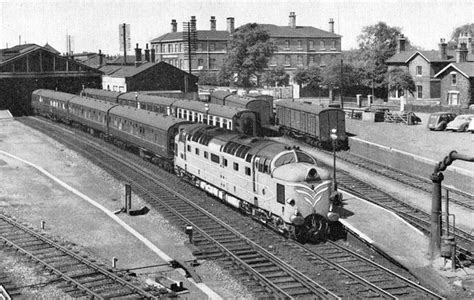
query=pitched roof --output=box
[151,30,230,43]
[0,44,40,63]
[43,43,60,54]
[386,50,455,64]
[258,24,341,38]
[434,62,474,78]
[99,61,197,79]
[107,55,137,65]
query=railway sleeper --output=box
[41,255,71,264]
[242,257,270,265]
[277,281,307,291]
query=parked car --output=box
[468,118,474,133]
[446,114,474,132]
[427,112,457,131]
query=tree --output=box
[320,59,363,91]
[448,23,474,49]
[357,22,403,91]
[198,70,221,86]
[261,66,289,87]
[293,65,322,88]
[386,67,415,96]
[220,23,274,87]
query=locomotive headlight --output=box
[286,198,295,206]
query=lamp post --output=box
[204,103,209,125]
[330,128,338,190]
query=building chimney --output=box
[151,48,156,63]
[227,17,235,34]
[134,43,142,65]
[329,18,334,33]
[456,42,468,63]
[98,49,103,66]
[289,12,296,29]
[190,16,197,31]
[397,34,406,53]
[144,43,150,62]
[438,38,447,60]
[171,19,177,33]
[210,16,216,31]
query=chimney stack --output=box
[190,16,197,31]
[397,34,406,53]
[134,43,142,65]
[151,48,156,63]
[289,12,296,29]
[438,38,447,60]
[329,18,334,33]
[227,17,235,34]
[171,19,177,33]
[98,49,103,66]
[144,43,150,62]
[210,16,216,31]
[456,42,468,63]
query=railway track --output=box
[18,117,444,299]
[0,212,163,299]
[327,158,474,262]
[336,151,474,210]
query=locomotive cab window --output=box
[276,184,285,204]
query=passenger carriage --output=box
[68,96,118,136]
[82,88,121,103]
[32,89,75,121]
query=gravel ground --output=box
[0,119,252,299]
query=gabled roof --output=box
[258,24,341,38]
[386,50,455,64]
[0,44,40,63]
[43,43,60,54]
[99,60,196,79]
[151,30,230,43]
[434,62,474,78]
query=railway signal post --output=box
[330,128,338,190]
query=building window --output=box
[451,73,457,85]
[174,44,178,52]
[284,55,291,66]
[198,59,204,67]
[331,40,336,49]
[285,40,290,50]
[416,85,423,99]
[197,43,203,51]
[320,40,325,50]
[309,40,314,50]
[168,44,172,53]
[269,56,276,66]
[297,55,303,66]
[448,92,459,105]
[210,58,216,69]
[209,43,215,51]
[297,40,302,50]
[416,66,422,76]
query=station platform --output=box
[0,110,13,120]
[337,190,473,296]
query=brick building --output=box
[386,33,474,105]
[149,13,341,77]
[0,43,102,115]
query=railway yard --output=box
[0,112,473,299]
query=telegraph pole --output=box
[122,23,127,65]
[340,58,344,109]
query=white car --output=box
[468,118,474,133]
[446,114,474,132]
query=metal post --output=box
[125,184,132,215]
[112,257,118,268]
[40,220,45,230]
[339,59,344,109]
[445,189,449,234]
[123,23,127,65]
[330,128,338,190]
[429,172,443,259]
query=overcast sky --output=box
[1,0,473,55]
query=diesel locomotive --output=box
[32,89,341,241]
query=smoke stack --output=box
[227,17,235,34]
[171,19,177,33]
[439,38,447,60]
[289,12,296,29]
[144,43,150,62]
[134,43,142,65]
[210,16,216,31]
[329,18,334,33]
[151,48,156,63]
[456,42,468,63]
[397,34,406,53]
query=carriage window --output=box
[245,167,251,176]
[233,162,239,171]
[211,153,220,164]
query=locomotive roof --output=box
[185,124,289,161]
[276,99,341,114]
[69,96,118,110]
[83,88,121,99]
[110,105,185,130]
[173,100,250,117]
[33,89,77,102]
